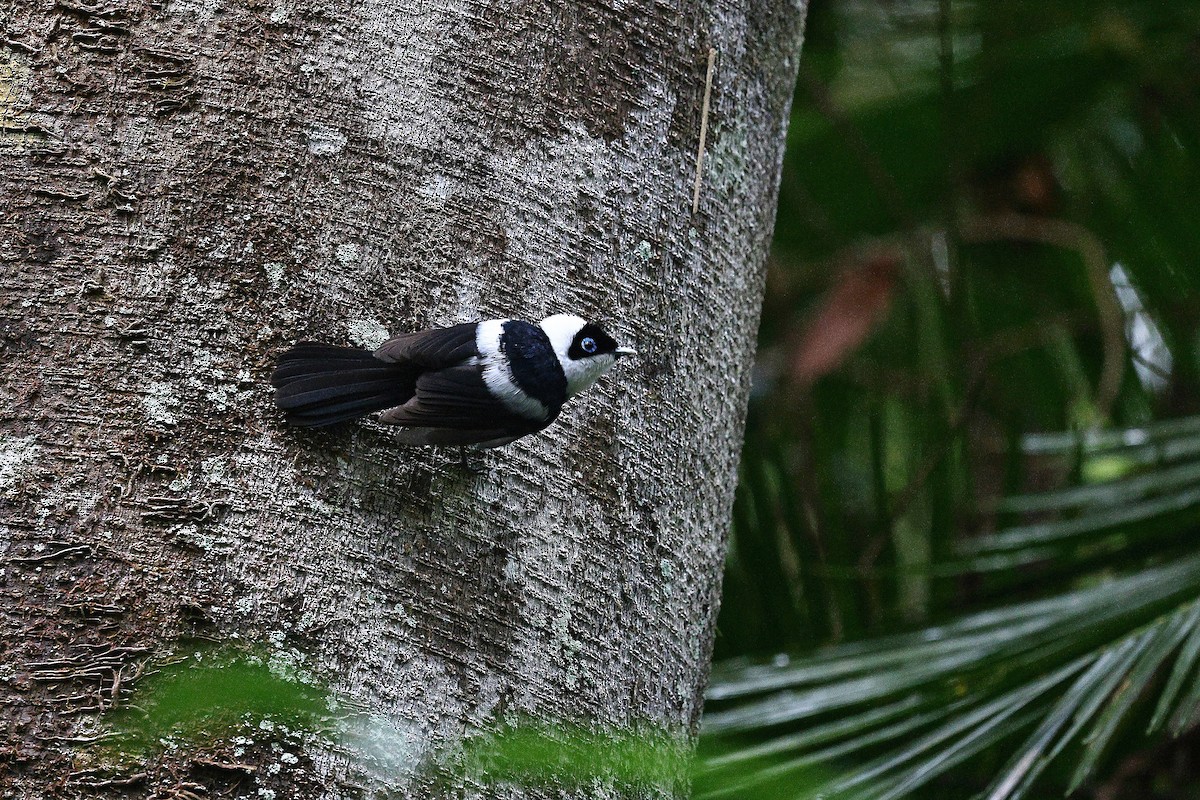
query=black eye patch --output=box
[569,323,618,359]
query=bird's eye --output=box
[581,337,598,354]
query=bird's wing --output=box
[389,427,528,448]
[373,323,479,367]
[377,364,553,433]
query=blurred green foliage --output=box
[102,645,328,754]
[454,723,690,791]
[708,0,1200,797]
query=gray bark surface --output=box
[0,0,806,796]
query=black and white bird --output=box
[271,315,636,448]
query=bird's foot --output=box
[457,446,488,475]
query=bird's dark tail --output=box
[271,342,414,427]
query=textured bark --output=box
[0,0,806,796]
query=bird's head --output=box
[539,314,636,397]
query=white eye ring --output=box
[581,337,598,354]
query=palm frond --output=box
[702,420,1200,800]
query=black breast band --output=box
[500,321,568,412]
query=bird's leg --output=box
[457,446,487,475]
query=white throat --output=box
[539,314,619,398]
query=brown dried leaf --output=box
[791,253,901,386]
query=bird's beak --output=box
[614,346,638,358]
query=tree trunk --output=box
[1,0,806,796]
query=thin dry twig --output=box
[692,47,717,214]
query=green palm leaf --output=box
[702,421,1200,800]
